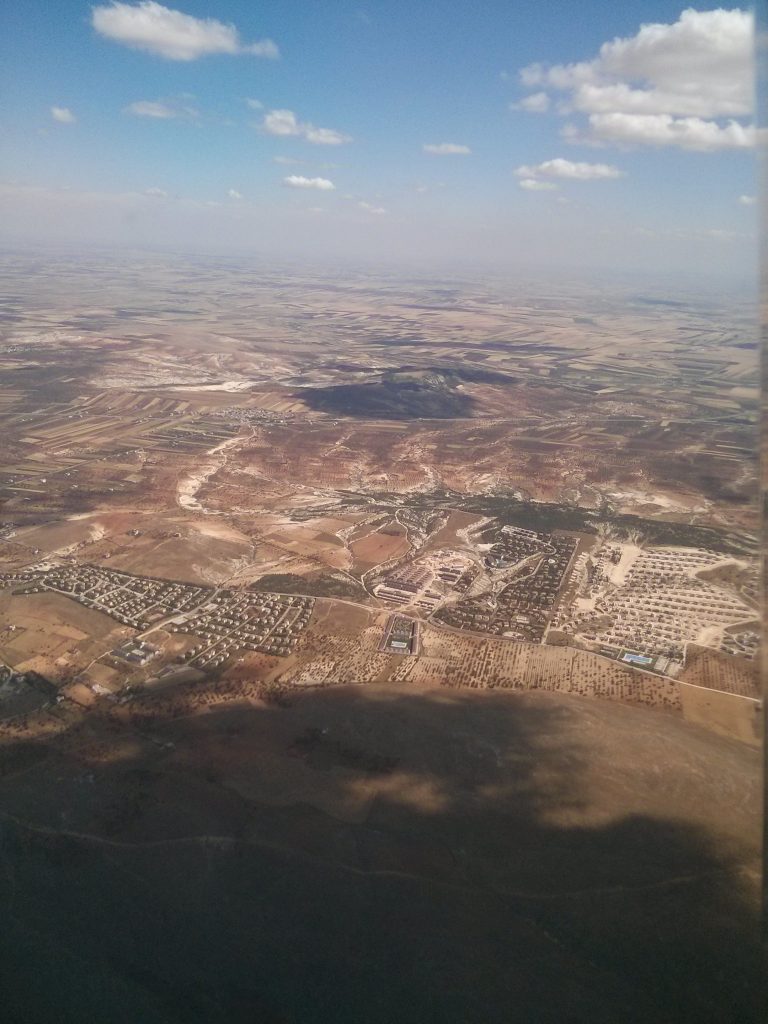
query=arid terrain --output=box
[0,250,762,1022]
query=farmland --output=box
[0,252,758,739]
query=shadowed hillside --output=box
[0,684,763,1024]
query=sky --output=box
[0,2,760,276]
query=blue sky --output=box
[0,2,758,274]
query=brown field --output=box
[424,509,484,550]
[679,682,761,747]
[349,526,409,569]
[308,599,379,636]
[0,257,758,540]
[680,644,759,699]
[0,591,128,677]
[271,615,681,710]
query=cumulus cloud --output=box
[51,106,76,123]
[515,157,624,181]
[262,109,351,145]
[518,178,558,191]
[516,8,756,151]
[512,91,550,113]
[91,2,279,61]
[422,142,471,155]
[246,98,263,110]
[739,193,756,205]
[282,175,335,191]
[228,189,243,200]
[358,200,386,214]
[585,112,755,150]
[144,186,168,197]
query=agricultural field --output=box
[0,252,759,749]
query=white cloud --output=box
[569,81,740,119]
[124,100,170,119]
[304,126,349,145]
[263,110,301,136]
[144,186,168,198]
[512,92,550,113]
[51,106,76,124]
[282,175,335,191]
[515,157,623,181]
[124,96,199,118]
[262,109,351,145]
[124,97,199,119]
[273,155,301,165]
[739,194,756,205]
[517,8,756,151]
[518,178,558,191]
[228,189,243,200]
[587,112,755,151]
[358,200,386,214]
[91,2,279,61]
[423,142,471,155]
[246,98,263,110]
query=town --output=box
[555,544,758,671]
[434,530,578,643]
[1,563,315,670]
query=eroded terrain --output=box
[0,251,761,1022]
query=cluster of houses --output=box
[565,547,755,664]
[484,525,547,570]
[170,590,314,667]
[14,564,208,629]
[4,563,315,673]
[437,533,577,642]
